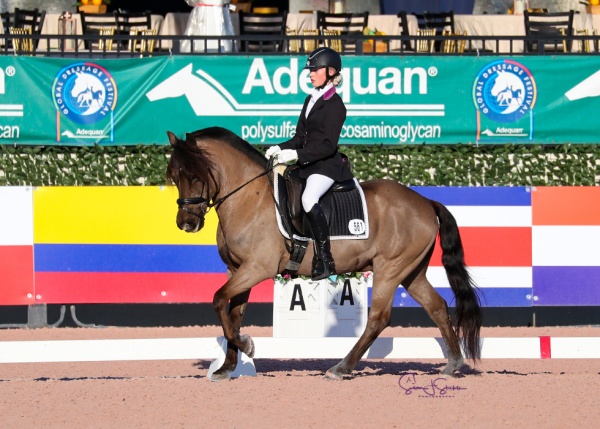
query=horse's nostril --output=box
[183,221,198,232]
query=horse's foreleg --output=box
[210,273,259,381]
[228,289,252,354]
[213,289,252,380]
[404,275,464,376]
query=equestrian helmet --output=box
[304,47,342,74]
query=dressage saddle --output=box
[282,164,356,238]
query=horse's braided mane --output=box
[167,127,268,184]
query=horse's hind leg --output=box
[324,271,399,381]
[404,270,464,376]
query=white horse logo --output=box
[146,64,238,115]
[490,70,525,114]
[565,69,600,101]
[71,71,105,115]
[146,64,301,117]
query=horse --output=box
[491,70,525,114]
[165,127,482,382]
[76,88,104,108]
[71,72,104,112]
[496,86,523,108]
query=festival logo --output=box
[472,59,536,142]
[52,62,117,142]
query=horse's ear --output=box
[167,131,178,147]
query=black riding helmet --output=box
[304,47,342,77]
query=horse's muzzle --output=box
[176,197,209,232]
[178,216,204,233]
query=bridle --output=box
[177,158,296,254]
[176,167,218,219]
[176,162,273,219]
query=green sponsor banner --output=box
[1,55,599,145]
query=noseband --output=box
[176,170,216,220]
[177,196,210,219]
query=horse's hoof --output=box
[441,367,457,377]
[324,363,347,381]
[324,370,343,381]
[441,357,465,377]
[240,334,255,358]
[209,369,232,382]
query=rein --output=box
[177,155,296,256]
[177,163,273,218]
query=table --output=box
[160,12,410,51]
[1,13,165,51]
[285,13,411,51]
[161,12,241,50]
[161,12,317,38]
[590,13,600,33]
[160,12,314,50]
[161,12,190,40]
[455,13,594,53]
[29,12,594,55]
[41,13,164,34]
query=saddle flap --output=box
[275,171,369,242]
[283,166,304,233]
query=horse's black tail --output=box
[430,199,482,361]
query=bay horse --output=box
[166,127,482,382]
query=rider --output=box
[265,47,353,281]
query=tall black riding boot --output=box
[306,203,336,281]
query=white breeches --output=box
[302,174,335,212]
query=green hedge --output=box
[1,144,598,186]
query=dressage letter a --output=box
[290,284,306,311]
[340,280,355,306]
